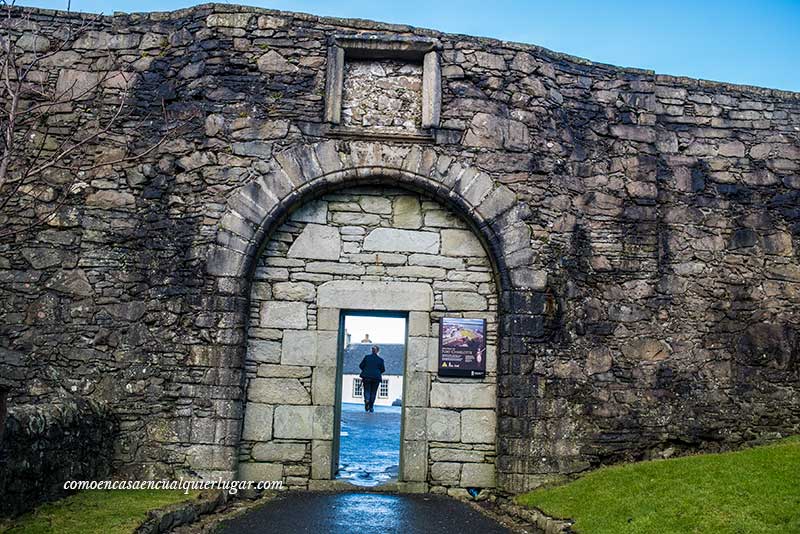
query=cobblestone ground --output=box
[216,492,511,534]
[337,403,401,487]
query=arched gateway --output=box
[205,141,543,492]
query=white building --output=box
[340,343,404,407]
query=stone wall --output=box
[239,186,498,493]
[0,397,117,516]
[342,60,423,132]
[0,3,797,493]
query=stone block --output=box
[460,463,495,488]
[307,262,365,276]
[257,50,297,74]
[404,407,427,441]
[430,383,494,409]
[248,378,310,405]
[290,200,328,223]
[430,448,485,463]
[287,224,341,261]
[392,196,422,228]
[408,254,465,270]
[316,331,339,366]
[442,291,488,311]
[404,372,429,407]
[252,442,306,462]
[281,330,318,366]
[272,281,316,302]
[441,229,485,257]
[311,440,333,479]
[406,337,429,372]
[273,405,314,439]
[460,410,496,444]
[256,364,311,378]
[363,228,440,254]
[427,408,461,442]
[317,307,340,331]
[317,281,433,311]
[247,340,281,364]
[331,212,382,226]
[359,196,392,214]
[260,302,307,329]
[238,462,283,482]
[312,366,336,405]
[387,266,447,279]
[408,312,430,337]
[431,462,462,483]
[402,440,427,482]
[313,406,334,440]
[241,403,273,442]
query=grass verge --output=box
[516,436,800,534]
[1,489,200,534]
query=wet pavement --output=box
[337,403,400,487]
[217,492,511,534]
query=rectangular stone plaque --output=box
[437,317,486,378]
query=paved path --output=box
[217,492,511,534]
[337,403,401,486]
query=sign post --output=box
[437,317,487,378]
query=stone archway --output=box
[237,184,500,493]
[203,141,545,492]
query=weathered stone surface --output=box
[290,200,328,223]
[393,196,423,229]
[363,228,440,253]
[431,462,461,482]
[252,442,306,462]
[44,269,93,296]
[461,410,495,443]
[273,406,314,439]
[621,338,672,362]
[586,347,613,374]
[257,50,297,73]
[248,378,310,404]
[464,113,529,151]
[287,224,341,261]
[238,462,283,482]
[281,330,317,366]
[442,291,488,311]
[86,190,135,208]
[247,340,281,363]
[427,408,460,442]
[441,229,485,257]
[260,302,307,329]
[461,463,495,487]
[241,404,273,442]
[272,281,316,302]
[430,383,495,409]
[317,280,434,311]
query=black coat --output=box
[359,353,385,381]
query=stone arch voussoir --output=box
[208,141,543,293]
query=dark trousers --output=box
[362,379,380,410]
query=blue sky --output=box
[19,0,800,92]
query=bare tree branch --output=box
[0,2,194,238]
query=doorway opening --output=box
[334,310,407,487]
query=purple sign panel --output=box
[438,317,487,378]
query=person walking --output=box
[359,345,385,413]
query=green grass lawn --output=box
[516,437,800,534]
[1,489,200,534]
